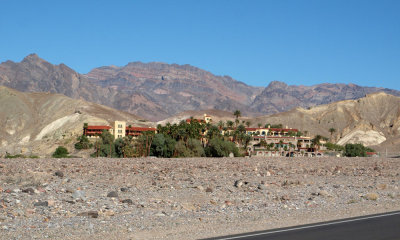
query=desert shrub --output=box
[5,154,39,159]
[325,142,345,151]
[5,154,24,158]
[52,146,69,158]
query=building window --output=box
[118,124,123,128]
[118,130,122,133]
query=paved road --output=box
[203,211,400,240]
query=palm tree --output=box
[329,128,336,139]
[233,110,241,119]
[257,123,262,128]
[245,121,251,127]
[312,135,323,150]
[227,120,234,129]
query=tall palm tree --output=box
[312,135,323,150]
[233,110,241,119]
[245,121,251,127]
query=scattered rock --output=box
[364,193,379,201]
[121,199,133,205]
[225,200,233,206]
[318,190,330,197]
[107,191,118,198]
[258,184,267,190]
[155,212,167,217]
[22,188,35,195]
[34,201,49,207]
[54,171,64,178]
[77,211,99,218]
[120,187,129,192]
[72,190,86,201]
[205,187,213,193]
[234,180,244,188]
[377,184,387,190]
[102,210,115,216]
[47,200,55,207]
[280,195,290,201]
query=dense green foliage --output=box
[344,143,374,157]
[152,120,240,158]
[90,130,154,158]
[52,146,69,158]
[205,138,240,157]
[150,134,176,158]
[174,138,205,157]
[91,131,117,157]
[74,135,93,150]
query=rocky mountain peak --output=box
[21,53,41,63]
[266,81,289,90]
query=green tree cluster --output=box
[74,135,93,150]
[151,119,240,158]
[205,138,239,157]
[344,143,374,157]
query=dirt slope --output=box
[248,92,400,150]
[0,86,150,157]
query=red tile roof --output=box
[269,128,298,132]
[86,126,111,130]
[366,152,377,155]
[245,128,259,131]
[245,127,298,132]
[186,119,205,123]
[126,127,156,132]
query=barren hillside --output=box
[0,86,150,157]
[248,92,400,151]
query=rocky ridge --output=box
[1,54,399,121]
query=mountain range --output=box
[1,54,399,121]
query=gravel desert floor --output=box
[0,157,399,240]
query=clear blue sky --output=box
[1,0,399,89]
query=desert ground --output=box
[0,157,399,239]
